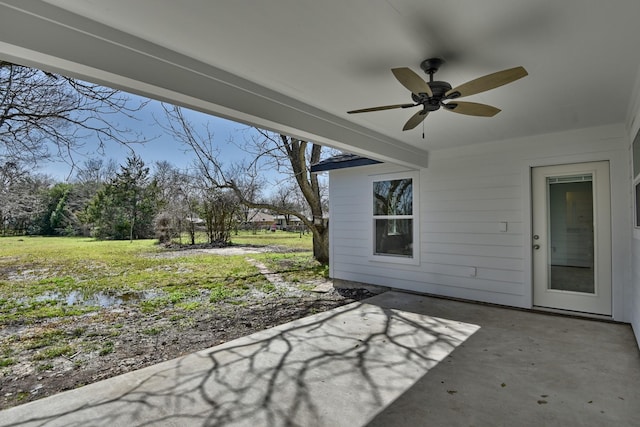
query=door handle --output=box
[533,244,540,250]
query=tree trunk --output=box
[311,223,329,264]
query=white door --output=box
[532,162,611,315]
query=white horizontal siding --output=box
[329,124,630,312]
[330,227,367,241]
[422,174,522,192]
[421,222,523,234]
[333,259,522,294]
[627,87,640,343]
[423,252,523,271]
[422,198,519,213]
[423,232,521,246]
[424,243,521,259]
[422,210,522,223]
[424,185,520,201]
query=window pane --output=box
[636,182,640,227]
[634,130,640,179]
[375,219,413,257]
[548,179,594,294]
[373,179,413,216]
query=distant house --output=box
[243,210,275,229]
[185,213,205,226]
[273,215,303,230]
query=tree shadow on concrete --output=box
[1,293,480,427]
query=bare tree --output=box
[230,163,265,226]
[0,161,27,234]
[0,162,51,235]
[157,104,332,263]
[198,182,239,245]
[0,62,149,169]
[152,161,201,245]
[235,129,330,263]
[268,182,306,231]
[75,158,118,187]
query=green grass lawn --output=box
[179,229,314,251]
[0,232,320,323]
[0,232,334,409]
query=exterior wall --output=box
[633,236,640,344]
[329,124,631,321]
[629,79,640,346]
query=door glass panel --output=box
[547,175,594,293]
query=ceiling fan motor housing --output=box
[412,80,452,111]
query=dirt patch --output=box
[146,243,301,259]
[0,245,375,410]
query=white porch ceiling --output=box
[1,1,640,167]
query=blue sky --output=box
[38,95,259,181]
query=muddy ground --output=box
[0,246,374,410]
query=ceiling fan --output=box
[347,58,528,131]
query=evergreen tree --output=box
[40,183,73,235]
[84,154,159,240]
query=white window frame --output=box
[369,170,420,265]
[633,129,640,228]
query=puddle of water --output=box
[32,290,164,308]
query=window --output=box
[636,182,640,228]
[371,172,418,262]
[634,129,640,227]
[634,129,640,180]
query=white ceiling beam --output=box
[0,1,428,169]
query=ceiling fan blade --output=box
[403,110,428,131]
[443,101,501,117]
[392,68,433,97]
[445,66,528,98]
[347,103,416,114]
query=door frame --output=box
[530,161,612,316]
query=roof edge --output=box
[311,154,383,173]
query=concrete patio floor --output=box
[1,291,639,426]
